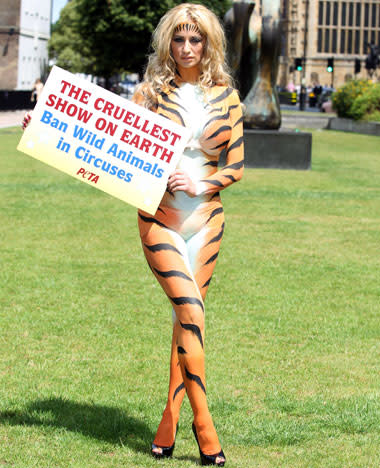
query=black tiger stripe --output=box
[206,207,223,224]
[180,322,204,348]
[224,160,244,171]
[226,136,244,154]
[203,160,218,167]
[161,93,187,113]
[223,174,237,182]
[168,79,179,89]
[144,242,183,256]
[210,87,234,105]
[159,103,186,126]
[204,110,230,128]
[170,296,204,312]
[234,116,244,127]
[154,268,192,281]
[173,382,186,401]
[201,179,224,188]
[205,252,219,265]
[202,277,212,288]
[177,346,187,354]
[206,125,232,141]
[156,206,166,215]
[158,112,171,121]
[206,222,225,245]
[208,106,223,114]
[139,213,168,229]
[185,366,206,394]
[160,84,179,102]
[229,104,239,111]
[171,90,181,99]
[211,192,220,199]
[211,139,230,150]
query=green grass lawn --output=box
[1,126,379,467]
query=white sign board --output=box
[18,66,190,214]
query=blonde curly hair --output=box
[137,3,233,108]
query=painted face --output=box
[171,22,205,71]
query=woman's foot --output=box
[151,422,178,459]
[192,422,226,466]
[151,442,175,459]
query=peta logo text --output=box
[76,168,99,183]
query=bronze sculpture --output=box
[224,0,282,130]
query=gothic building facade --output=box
[279,0,380,88]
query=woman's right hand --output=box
[22,111,32,130]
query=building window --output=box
[319,1,324,24]
[363,30,368,52]
[347,29,352,53]
[332,29,337,52]
[318,28,323,52]
[372,3,377,27]
[325,29,330,52]
[341,2,346,26]
[326,2,331,25]
[340,29,346,53]
[348,2,353,26]
[356,3,361,27]
[364,3,369,27]
[333,2,338,26]
[317,0,380,56]
[354,30,360,54]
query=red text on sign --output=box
[60,80,92,104]
[76,167,99,183]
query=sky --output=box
[52,0,69,23]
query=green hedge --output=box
[332,80,380,121]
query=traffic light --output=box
[354,58,361,74]
[327,57,334,72]
[295,57,303,71]
[365,44,380,72]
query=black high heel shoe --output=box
[192,423,226,466]
[151,442,175,459]
[151,424,178,459]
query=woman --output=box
[22,4,243,465]
[135,4,244,466]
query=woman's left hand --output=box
[167,169,197,197]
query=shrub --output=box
[350,84,380,121]
[332,80,372,119]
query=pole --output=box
[299,0,309,111]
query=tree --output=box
[49,0,232,85]
[48,1,93,74]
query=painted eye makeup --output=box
[172,35,203,44]
[172,36,185,43]
[190,37,203,44]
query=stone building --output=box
[279,0,380,89]
[0,0,52,91]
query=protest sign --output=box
[17,66,190,215]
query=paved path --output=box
[0,110,28,129]
[0,108,333,131]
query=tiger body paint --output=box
[137,81,244,455]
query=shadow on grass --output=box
[0,397,154,454]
